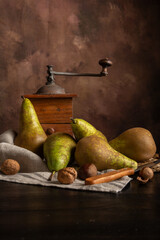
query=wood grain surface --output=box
[23,94,75,134]
[27,97,73,123]
[41,123,73,135]
[0,172,160,240]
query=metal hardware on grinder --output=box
[50,58,112,77]
[85,158,160,185]
[36,58,112,94]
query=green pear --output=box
[15,98,47,156]
[43,132,76,172]
[75,135,137,170]
[71,118,107,141]
[109,127,157,162]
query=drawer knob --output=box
[46,128,55,135]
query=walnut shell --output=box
[137,167,154,184]
[0,159,20,175]
[139,167,154,180]
[58,167,77,184]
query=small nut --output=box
[78,163,97,180]
[57,167,77,184]
[137,167,154,184]
[0,159,20,175]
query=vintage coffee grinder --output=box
[24,58,112,135]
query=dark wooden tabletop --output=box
[0,172,160,240]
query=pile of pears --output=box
[71,118,138,170]
[15,98,157,174]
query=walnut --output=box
[137,167,154,183]
[0,159,20,175]
[57,167,77,184]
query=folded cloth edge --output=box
[0,170,132,193]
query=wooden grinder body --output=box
[23,94,77,135]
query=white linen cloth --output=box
[0,170,132,193]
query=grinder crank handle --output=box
[85,168,135,185]
[47,58,112,77]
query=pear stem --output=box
[70,117,76,124]
[47,171,55,181]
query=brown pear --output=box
[109,127,157,162]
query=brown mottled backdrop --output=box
[0,0,160,147]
